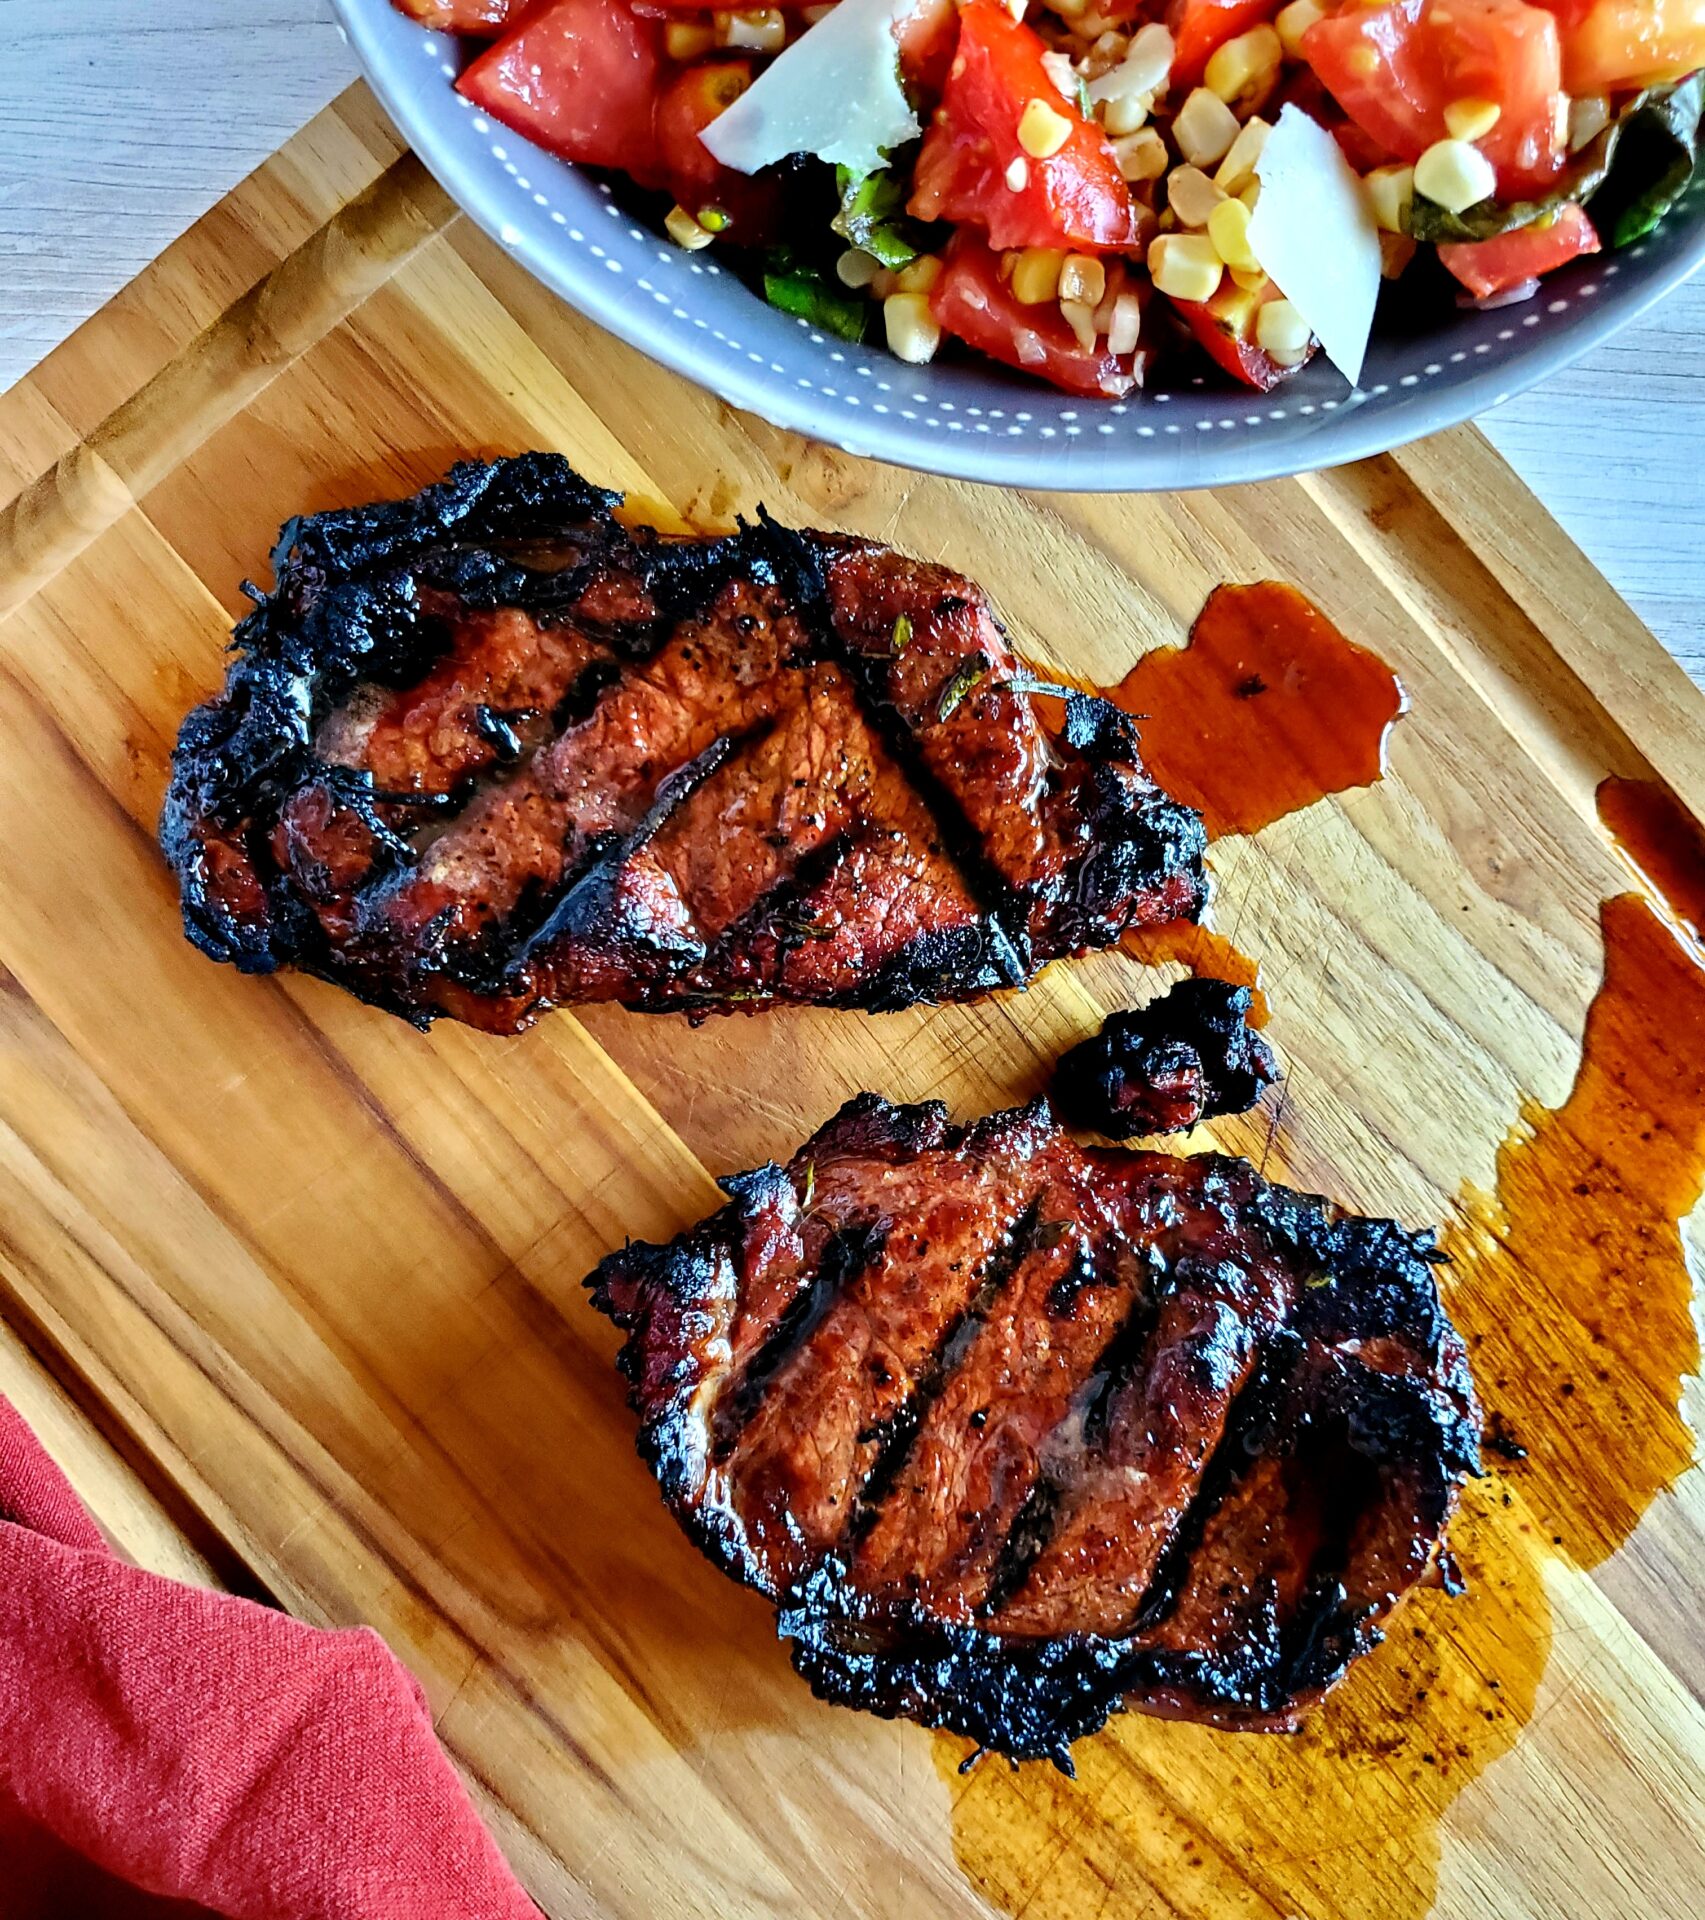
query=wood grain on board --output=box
[0,84,1701,1920]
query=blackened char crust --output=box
[1052,980,1281,1136]
[588,1094,1481,1770]
[161,455,1206,1031]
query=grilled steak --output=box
[161,456,1206,1031]
[589,1095,1480,1768]
[1052,980,1280,1136]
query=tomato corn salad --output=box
[398,0,1705,397]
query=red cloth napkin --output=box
[0,1395,538,1920]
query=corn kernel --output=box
[1168,164,1226,228]
[1106,289,1143,355]
[1006,155,1031,191]
[1207,195,1260,271]
[1060,298,1099,350]
[1379,230,1418,279]
[1214,116,1270,193]
[896,254,942,295]
[884,293,941,364]
[1255,297,1312,366]
[1112,126,1169,182]
[1228,264,1269,292]
[836,248,880,289]
[870,266,899,300]
[665,205,716,252]
[1414,136,1496,213]
[1275,0,1325,56]
[1019,98,1074,158]
[1060,254,1108,305]
[1239,180,1261,210]
[1088,25,1173,135]
[1443,96,1501,142]
[665,19,717,60]
[1364,163,1414,234]
[1011,246,1066,304]
[1204,25,1282,114]
[1101,90,1153,137]
[1173,87,1240,167]
[1568,94,1611,152]
[1147,232,1223,302]
[716,8,785,51]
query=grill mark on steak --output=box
[854,1193,1149,1620]
[967,1260,1173,1623]
[711,1218,886,1462]
[588,1094,1481,1768]
[843,1197,1045,1552]
[1114,1347,1289,1640]
[712,1120,1046,1590]
[994,1250,1288,1639]
[825,646,1034,989]
[497,724,759,977]
[162,455,1207,1031]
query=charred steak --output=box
[1052,980,1280,1137]
[590,1095,1480,1768]
[162,456,1206,1031]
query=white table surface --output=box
[3,0,1700,683]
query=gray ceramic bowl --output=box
[332,0,1705,489]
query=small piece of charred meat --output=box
[1053,979,1280,1136]
[588,1094,1481,1770]
[160,455,1206,1031]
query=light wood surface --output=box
[2,0,1701,682]
[0,85,1702,1920]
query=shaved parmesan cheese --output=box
[700,0,921,180]
[1248,105,1381,388]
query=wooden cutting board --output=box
[1,84,1702,1920]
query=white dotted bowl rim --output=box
[332,0,1705,493]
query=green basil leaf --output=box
[1590,73,1705,249]
[1406,120,1622,242]
[761,252,872,343]
[1406,78,1705,249]
[833,158,924,268]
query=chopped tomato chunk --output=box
[655,61,783,237]
[930,230,1145,397]
[910,0,1142,251]
[895,0,962,93]
[1531,0,1705,89]
[1304,0,1567,195]
[1438,201,1599,297]
[457,0,666,181]
[1170,278,1307,389]
[1170,0,1284,88]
